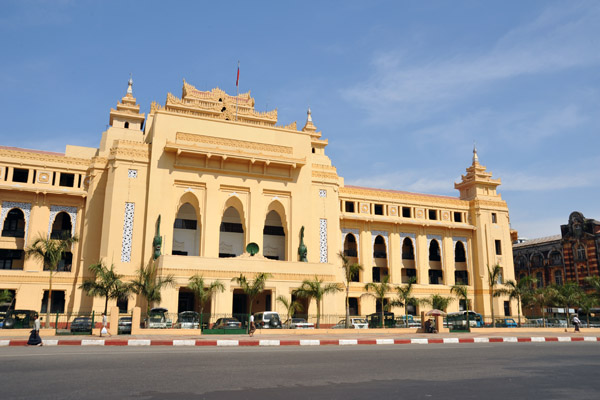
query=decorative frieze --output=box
[121,202,135,263]
[319,219,328,263]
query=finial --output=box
[472,142,479,164]
[307,107,312,122]
[127,73,133,95]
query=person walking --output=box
[27,315,42,346]
[249,314,256,337]
[572,315,581,332]
[100,312,111,337]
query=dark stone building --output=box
[513,212,600,287]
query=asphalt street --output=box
[0,343,598,400]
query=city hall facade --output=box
[0,79,517,320]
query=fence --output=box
[54,311,96,335]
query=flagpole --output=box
[236,61,239,121]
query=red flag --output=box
[236,62,240,87]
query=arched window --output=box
[454,241,466,262]
[219,206,244,258]
[2,209,25,238]
[50,212,72,239]
[516,256,527,269]
[263,210,285,260]
[344,234,358,258]
[172,203,200,256]
[373,235,387,259]
[532,254,543,268]
[576,245,586,261]
[550,251,562,266]
[124,121,130,129]
[402,238,414,260]
[429,240,441,261]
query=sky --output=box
[1,0,599,240]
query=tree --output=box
[130,263,175,315]
[231,272,272,324]
[80,261,131,314]
[551,282,583,328]
[25,233,78,327]
[576,291,597,327]
[392,277,417,328]
[0,289,13,304]
[188,275,225,330]
[422,294,454,312]
[487,264,504,327]
[276,295,304,328]
[495,276,535,327]
[338,251,363,328]
[294,275,342,328]
[531,286,553,327]
[451,285,470,330]
[364,275,394,328]
[584,276,600,301]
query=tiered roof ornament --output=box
[109,75,145,128]
[156,80,281,127]
[454,146,502,201]
[302,107,322,138]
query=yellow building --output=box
[0,78,516,323]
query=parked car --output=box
[212,317,242,329]
[175,311,199,329]
[367,312,395,328]
[283,318,315,329]
[546,318,567,328]
[395,315,421,328]
[494,318,517,328]
[2,310,38,329]
[146,307,172,329]
[118,316,132,334]
[332,317,368,329]
[70,317,93,333]
[253,311,282,329]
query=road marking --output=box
[0,340,11,346]
[128,339,151,346]
[376,339,394,345]
[503,337,518,343]
[217,340,239,346]
[443,338,459,344]
[557,337,571,342]
[259,340,280,346]
[82,340,105,346]
[531,337,545,342]
[173,340,196,346]
[474,337,489,343]
[411,338,428,344]
[300,340,320,346]
[339,339,358,345]
[42,340,58,346]
[583,337,596,342]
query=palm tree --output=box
[422,293,454,312]
[294,275,342,328]
[188,274,225,330]
[487,264,504,327]
[364,275,394,328]
[25,233,78,327]
[495,276,535,327]
[576,291,597,328]
[0,289,13,304]
[231,272,272,327]
[551,282,583,328]
[338,251,363,328]
[80,261,131,314]
[531,286,553,327]
[391,277,417,327]
[451,285,470,330]
[584,276,600,300]
[129,263,175,315]
[276,295,304,328]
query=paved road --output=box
[1,343,599,399]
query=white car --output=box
[283,318,315,329]
[253,311,282,329]
[332,317,368,329]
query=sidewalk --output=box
[2,329,599,347]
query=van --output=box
[253,311,282,329]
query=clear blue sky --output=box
[1,1,599,239]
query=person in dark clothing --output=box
[27,315,42,346]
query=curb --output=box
[1,337,598,347]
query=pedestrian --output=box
[100,312,111,337]
[572,315,581,332]
[249,314,256,337]
[27,315,42,346]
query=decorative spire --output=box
[127,73,133,96]
[307,107,313,122]
[472,142,479,164]
[302,106,318,134]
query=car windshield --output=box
[353,319,367,324]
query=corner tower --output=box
[455,146,516,317]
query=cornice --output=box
[340,186,467,207]
[0,148,90,167]
[176,132,293,155]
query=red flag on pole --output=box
[236,62,240,87]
